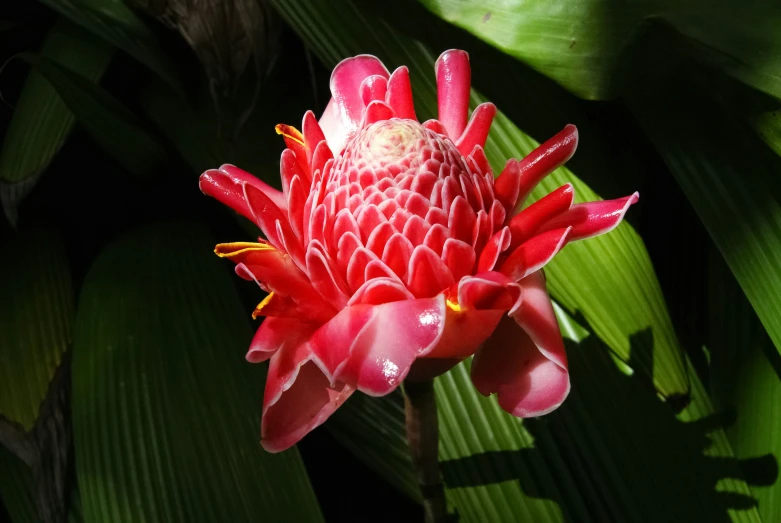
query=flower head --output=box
[200,50,638,452]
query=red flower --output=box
[200,50,638,452]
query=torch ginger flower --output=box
[200,50,638,452]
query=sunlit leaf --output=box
[72,223,324,522]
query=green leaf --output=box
[709,251,781,522]
[37,0,179,89]
[0,18,113,223]
[0,448,38,523]
[331,305,762,522]
[0,228,74,430]
[72,223,324,522]
[269,0,687,396]
[418,0,781,101]
[18,52,166,176]
[629,88,781,359]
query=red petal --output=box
[246,317,299,363]
[499,227,571,281]
[262,332,353,452]
[319,55,390,154]
[508,184,574,250]
[302,110,327,162]
[199,169,254,222]
[386,66,416,120]
[516,125,579,206]
[540,192,639,241]
[360,75,388,105]
[408,245,455,298]
[348,277,414,306]
[309,296,447,396]
[494,159,521,212]
[219,164,287,212]
[306,240,350,309]
[456,103,496,156]
[470,314,569,418]
[364,100,396,125]
[477,226,511,272]
[457,272,522,313]
[435,49,471,139]
[441,238,475,282]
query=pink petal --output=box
[302,110,327,161]
[319,55,390,154]
[435,49,471,139]
[441,238,476,282]
[408,245,455,298]
[499,227,571,281]
[494,159,521,212]
[262,332,353,452]
[540,192,640,242]
[508,184,574,250]
[309,296,447,396]
[360,75,388,105]
[247,317,301,363]
[364,100,396,125]
[306,240,350,309]
[516,124,579,206]
[219,164,287,212]
[470,314,569,418]
[457,272,522,313]
[199,169,254,222]
[477,226,512,272]
[456,103,496,156]
[386,66,416,120]
[348,277,414,306]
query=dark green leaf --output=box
[630,89,781,359]
[37,0,179,88]
[72,223,323,522]
[709,251,781,521]
[18,52,166,175]
[0,228,73,430]
[0,19,113,223]
[0,449,38,523]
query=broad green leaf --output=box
[0,228,73,430]
[0,449,38,523]
[37,0,179,88]
[0,19,113,223]
[331,307,762,522]
[418,0,781,101]
[630,89,781,359]
[751,109,781,158]
[269,0,687,396]
[72,223,323,522]
[709,251,781,522]
[18,52,166,176]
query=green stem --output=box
[404,379,447,523]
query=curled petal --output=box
[499,227,571,281]
[364,100,396,125]
[360,75,389,105]
[471,314,569,417]
[219,164,287,212]
[435,49,471,139]
[456,103,496,156]
[508,184,574,250]
[386,66,416,120]
[478,226,512,273]
[262,330,353,452]
[247,317,299,363]
[319,55,390,154]
[457,271,522,313]
[494,160,521,212]
[309,296,447,396]
[516,125,579,207]
[540,192,640,241]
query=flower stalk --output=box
[404,379,447,523]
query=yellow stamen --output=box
[214,242,274,258]
[275,124,305,146]
[252,293,275,319]
[446,299,462,313]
